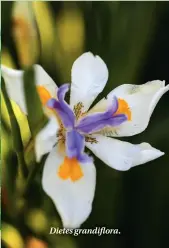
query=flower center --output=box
[45,84,128,182]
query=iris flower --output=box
[2,52,169,228]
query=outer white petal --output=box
[149,83,169,116]
[70,52,108,111]
[89,80,169,137]
[35,116,59,162]
[86,135,164,171]
[34,64,57,97]
[1,64,57,114]
[134,142,165,166]
[42,147,96,228]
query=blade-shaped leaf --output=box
[23,67,48,137]
[1,78,28,178]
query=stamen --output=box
[57,123,65,142]
[85,136,98,144]
[58,157,83,182]
[115,98,131,121]
[73,102,84,119]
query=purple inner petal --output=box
[66,129,92,163]
[57,84,69,103]
[77,114,127,134]
[76,97,127,134]
[47,84,75,129]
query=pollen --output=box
[58,157,83,182]
[115,98,131,121]
[37,86,52,105]
[73,102,84,119]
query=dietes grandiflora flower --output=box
[2,52,169,228]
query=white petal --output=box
[149,83,169,116]
[1,65,57,114]
[35,116,59,162]
[89,80,169,137]
[70,52,108,112]
[34,64,57,97]
[42,147,96,228]
[86,135,164,171]
[134,142,164,166]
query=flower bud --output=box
[12,2,39,67]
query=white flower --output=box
[2,52,169,228]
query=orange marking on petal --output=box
[58,157,83,182]
[58,157,70,180]
[70,159,84,182]
[115,98,132,121]
[37,86,52,105]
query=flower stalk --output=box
[22,156,46,197]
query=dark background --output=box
[1,1,169,248]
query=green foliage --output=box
[3,152,18,217]
[23,67,48,137]
[1,78,28,178]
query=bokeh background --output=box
[1,1,169,248]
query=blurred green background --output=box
[1,1,169,248]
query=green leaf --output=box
[1,78,28,178]
[4,152,18,217]
[23,67,48,137]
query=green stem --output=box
[22,156,46,197]
[1,117,11,134]
[1,78,28,178]
[17,152,29,178]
